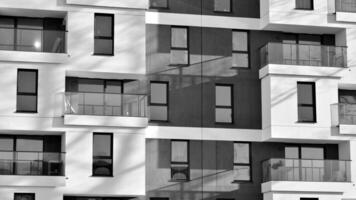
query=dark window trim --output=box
[149,81,169,122]
[213,0,233,13]
[14,193,35,200]
[215,83,234,124]
[92,132,113,177]
[295,0,314,10]
[94,13,114,56]
[232,141,252,183]
[149,0,169,9]
[297,82,316,123]
[232,30,250,69]
[16,68,38,113]
[170,26,190,66]
[170,139,190,182]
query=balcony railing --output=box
[336,0,356,12]
[0,27,66,53]
[0,151,65,176]
[64,92,148,117]
[332,103,356,125]
[262,158,351,182]
[260,42,347,68]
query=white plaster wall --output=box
[264,192,343,200]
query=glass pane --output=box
[215,108,232,123]
[18,18,43,29]
[16,137,43,152]
[95,15,113,37]
[215,85,231,106]
[93,158,112,176]
[285,147,299,159]
[170,50,188,65]
[17,95,37,112]
[298,106,315,122]
[151,83,167,104]
[232,53,248,68]
[301,147,324,159]
[0,18,15,28]
[43,30,65,53]
[233,165,250,181]
[18,70,37,93]
[78,79,104,93]
[171,28,187,48]
[15,194,35,200]
[298,83,314,105]
[296,0,313,9]
[150,106,168,121]
[16,29,42,52]
[150,0,168,8]
[93,134,112,157]
[234,143,250,164]
[0,28,15,50]
[171,141,188,162]
[94,38,113,55]
[105,81,122,93]
[233,31,248,51]
[0,137,14,151]
[214,0,231,12]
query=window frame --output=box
[149,0,169,9]
[170,26,189,66]
[94,13,114,56]
[233,142,252,183]
[92,132,113,177]
[295,0,314,10]
[297,82,316,123]
[14,193,35,200]
[170,140,190,182]
[16,68,38,113]
[213,0,232,13]
[149,81,169,122]
[215,83,234,124]
[232,30,250,69]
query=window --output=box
[17,69,38,113]
[94,13,114,55]
[215,84,233,123]
[170,27,189,65]
[233,142,251,182]
[150,0,168,8]
[300,198,318,200]
[93,133,113,176]
[232,31,249,68]
[14,193,35,200]
[150,81,168,121]
[64,197,134,200]
[296,0,313,10]
[150,198,169,200]
[297,82,316,122]
[171,140,189,181]
[214,0,231,12]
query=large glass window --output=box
[94,13,114,55]
[297,82,316,122]
[296,0,314,10]
[233,142,251,182]
[14,193,35,200]
[150,0,168,8]
[93,133,113,176]
[171,140,189,181]
[170,27,189,65]
[17,69,38,113]
[150,82,168,121]
[214,0,231,12]
[232,31,249,68]
[215,84,233,123]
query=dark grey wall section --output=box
[146,139,339,200]
[149,0,260,18]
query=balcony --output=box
[260,43,347,68]
[331,103,356,134]
[63,92,149,127]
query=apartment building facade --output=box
[0,0,356,200]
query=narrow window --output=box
[17,69,38,113]
[214,0,231,12]
[297,82,316,122]
[233,142,251,182]
[93,133,113,176]
[14,193,35,200]
[296,0,313,10]
[150,0,168,8]
[232,31,249,68]
[171,140,189,181]
[150,81,168,121]
[215,84,233,123]
[94,13,114,55]
[170,27,189,65]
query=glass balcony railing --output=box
[332,103,356,125]
[0,27,66,53]
[64,92,148,117]
[336,0,356,12]
[262,158,351,182]
[0,151,65,176]
[260,43,347,68]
